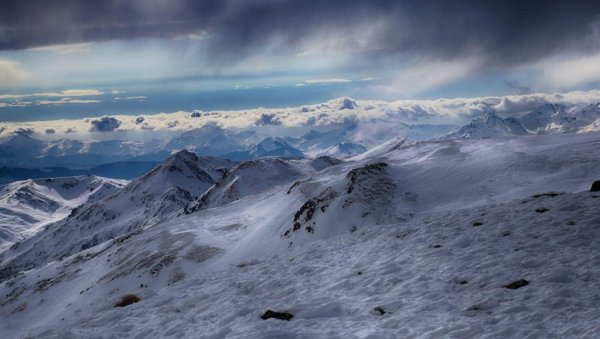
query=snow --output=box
[9,191,600,338]
[0,176,126,250]
[1,131,600,338]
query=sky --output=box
[1,0,600,124]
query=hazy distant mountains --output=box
[449,103,600,139]
[2,101,600,184]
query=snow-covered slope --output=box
[13,190,600,338]
[0,176,125,250]
[2,132,600,338]
[185,158,311,212]
[317,142,368,158]
[0,151,234,281]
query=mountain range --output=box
[1,129,600,337]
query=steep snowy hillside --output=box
[185,158,312,212]
[0,176,125,250]
[1,132,600,338]
[12,190,600,338]
[0,151,235,281]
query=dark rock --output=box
[535,208,548,213]
[374,307,386,315]
[532,192,563,198]
[114,294,140,307]
[504,279,529,289]
[473,221,483,226]
[433,244,442,248]
[261,310,294,321]
[591,180,600,192]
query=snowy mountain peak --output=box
[448,111,527,139]
[186,157,307,212]
[477,111,502,123]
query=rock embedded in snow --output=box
[114,294,140,307]
[504,279,529,290]
[260,310,294,321]
[590,180,600,192]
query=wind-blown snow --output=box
[1,131,600,338]
[0,176,125,250]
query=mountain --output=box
[222,137,304,160]
[2,132,600,337]
[449,112,527,139]
[0,161,162,185]
[449,103,600,139]
[0,167,87,185]
[185,157,310,212]
[161,124,261,156]
[0,134,162,168]
[0,134,46,163]
[295,127,356,152]
[0,176,125,250]
[0,151,235,281]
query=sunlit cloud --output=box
[114,96,147,101]
[375,58,483,97]
[0,89,104,100]
[2,90,600,140]
[27,42,94,54]
[0,59,28,87]
[536,53,600,89]
[36,98,101,105]
[305,78,353,84]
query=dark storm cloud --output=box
[1,0,600,67]
[90,116,121,132]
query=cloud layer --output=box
[2,90,600,144]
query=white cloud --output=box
[27,42,94,54]
[35,98,101,105]
[536,53,600,89]
[184,31,210,41]
[0,60,28,87]
[305,78,352,84]
[0,89,104,100]
[114,96,147,101]
[380,57,483,97]
[2,90,600,142]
